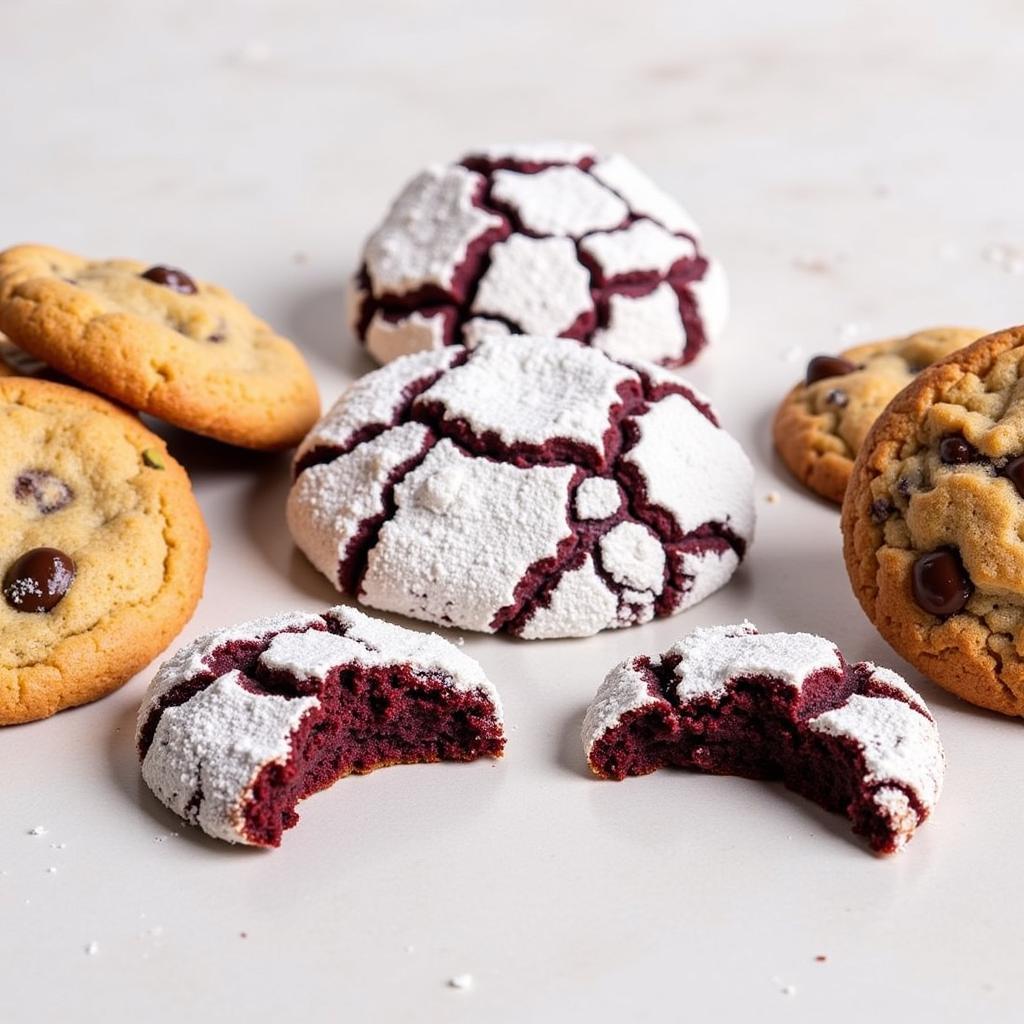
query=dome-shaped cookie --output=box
[287,336,754,638]
[349,142,727,368]
[137,605,505,847]
[584,623,944,854]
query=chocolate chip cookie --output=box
[0,377,209,724]
[774,327,982,504]
[842,325,1024,716]
[0,244,320,450]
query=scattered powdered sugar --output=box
[491,166,627,237]
[447,974,474,990]
[981,242,1024,275]
[27,826,47,836]
[363,164,504,297]
[470,234,593,335]
[85,941,99,956]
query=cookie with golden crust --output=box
[842,325,1024,716]
[774,327,982,504]
[0,244,320,450]
[0,377,209,724]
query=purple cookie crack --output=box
[137,607,505,847]
[583,623,944,854]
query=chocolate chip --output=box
[3,548,76,613]
[14,470,73,515]
[896,476,915,498]
[141,265,198,295]
[207,332,225,343]
[869,498,893,523]
[805,355,857,386]
[911,548,972,616]
[939,436,976,465]
[1004,456,1024,497]
[142,448,166,470]
[825,388,849,408]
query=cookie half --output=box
[583,622,944,854]
[773,327,982,504]
[843,325,1024,715]
[350,141,727,368]
[0,377,209,724]
[287,335,755,638]
[137,605,505,846]
[0,244,320,450]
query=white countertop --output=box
[3,2,1023,1020]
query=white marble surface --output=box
[2,1,1023,1021]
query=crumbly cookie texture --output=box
[349,141,727,369]
[137,605,505,847]
[773,327,982,504]
[583,622,944,855]
[843,325,1024,716]
[0,377,209,725]
[0,244,320,450]
[287,335,755,638]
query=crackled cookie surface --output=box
[349,141,727,368]
[774,327,981,504]
[0,377,208,724]
[137,605,505,847]
[0,244,320,450]
[584,623,944,854]
[288,336,754,638]
[843,326,1024,715]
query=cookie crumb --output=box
[815,954,827,963]
[448,974,474,991]
[46,866,57,874]
[782,984,797,996]
[85,941,99,956]
[763,491,780,505]
[240,931,248,939]
[27,826,47,836]
[792,256,831,274]
[142,448,166,470]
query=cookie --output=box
[773,327,982,504]
[0,244,321,450]
[842,325,1024,716]
[583,622,943,854]
[0,377,209,725]
[137,604,505,846]
[287,335,755,638]
[349,141,727,368]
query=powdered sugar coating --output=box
[471,235,594,336]
[360,439,575,632]
[415,335,635,456]
[365,310,447,364]
[350,143,727,368]
[289,335,754,638]
[363,165,505,297]
[574,477,622,520]
[491,167,627,237]
[581,622,944,852]
[138,605,503,845]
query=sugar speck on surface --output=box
[782,985,797,996]
[85,942,99,956]
[837,322,865,342]
[405,945,415,954]
[448,974,474,990]
[46,866,57,874]
[982,242,1024,275]
[28,826,47,836]
[50,842,66,850]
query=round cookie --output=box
[287,335,755,639]
[0,244,320,450]
[774,327,982,504]
[583,622,944,854]
[0,377,209,724]
[349,141,727,368]
[841,325,1024,716]
[137,604,505,847]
